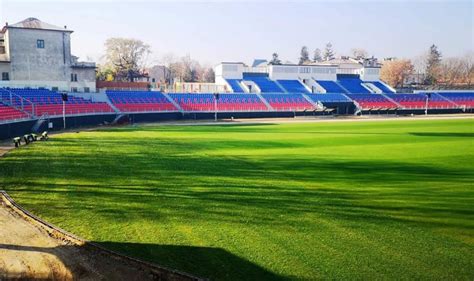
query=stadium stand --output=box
[337,76,371,93]
[0,103,28,122]
[315,80,346,93]
[9,88,113,116]
[347,94,397,109]
[425,93,456,108]
[387,93,453,109]
[169,93,268,112]
[385,94,427,109]
[277,80,310,93]
[437,92,474,108]
[243,73,284,93]
[226,79,245,93]
[106,91,177,112]
[261,93,316,111]
[369,81,395,93]
[306,93,352,103]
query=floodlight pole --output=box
[214,94,217,122]
[63,100,66,129]
[424,95,429,116]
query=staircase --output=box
[363,83,382,94]
[342,93,361,115]
[31,114,50,133]
[162,93,183,112]
[299,78,314,93]
[302,94,324,110]
[273,80,288,93]
[433,92,459,108]
[105,99,120,113]
[334,81,351,94]
[255,93,273,111]
[380,93,402,108]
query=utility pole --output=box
[61,92,68,129]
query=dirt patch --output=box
[0,146,12,157]
[0,198,201,280]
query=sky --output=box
[0,0,472,66]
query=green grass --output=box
[1,119,473,280]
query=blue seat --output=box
[243,73,284,93]
[226,79,245,93]
[338,77,371,93]
[306,93,351,103]
[277,80,309,93]
[316,80,346,93]
[369,81,394,93]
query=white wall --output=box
[360,67,381,81]
[214,63,244,84]
[268,65,337,81]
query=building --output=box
[0,17,96,92]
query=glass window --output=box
[1,72,9,81]
[37,39,45,49]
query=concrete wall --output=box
[0,63,11,78]
[360,67,380,81]
[8,28,71,82]
[3,27,96,92]
[214,63,244,85]
[71,67,96,92]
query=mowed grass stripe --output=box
[0,119,473,280]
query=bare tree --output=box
[461,52,474,87]
[351,48,368,59]
[439,57,463,87]
[269,53,282,65]
[413,53,428,74]
[104,38,151,82]
[203,67,215,83]
[380,59,414,88]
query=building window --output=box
[52,87,59,92]
[71,87,78,93]
[84,87,90,93]
[0,46,5,54]
[1,72,9,81]
[37,39,45,49]
[70,73,78,82]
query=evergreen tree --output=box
[424,44,442,85]
[299,46,310,65]
[269,53,282,65]
[323,42,335,61]
[313,48,322,62]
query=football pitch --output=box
[1,118,473,280]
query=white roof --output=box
[9,17,72,32]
